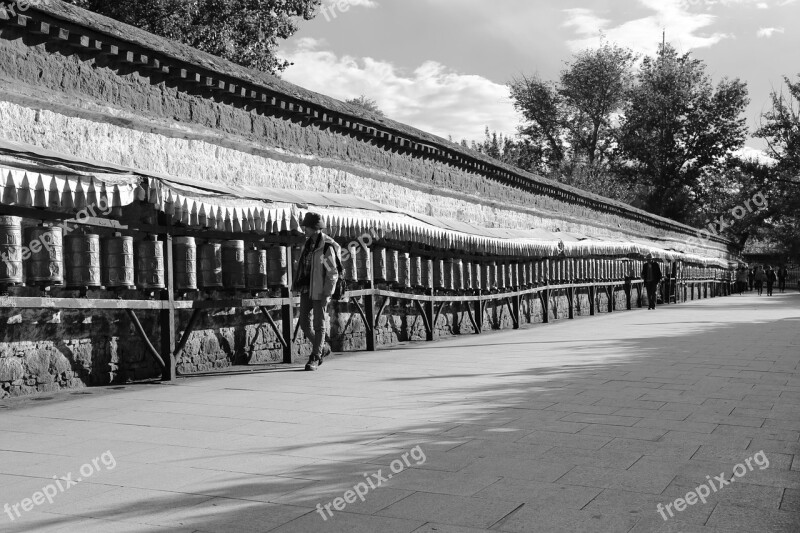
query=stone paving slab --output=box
[0,293,799,532]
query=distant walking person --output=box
[777,266,788,293]
[293,212,341,371]
[641,253,662,310]
[766,266,777,296]
[754,266,767,296]
[748,268,755,291]
[736,266,749,294]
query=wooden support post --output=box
[608,285,614,313]
[174,308,202,358]
[159,213,176,380]
[589,285,596,316]
[425,291,435,341]
[567,288,574,319]
[625,280,632,310]
[282,246,294,364]
[542,288,550,323]
[512,294,521,329]
[126,309,166,370]
[365,293,376,351]
[474,299,483,334]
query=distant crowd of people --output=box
[735,265,791,296]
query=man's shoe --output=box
[305,358,318,371]
[322,345,331,359]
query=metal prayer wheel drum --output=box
[567,259,574,281]
[198,243,223,289]
[25,225,63,286]
[463,260,472,290]
[0,216,23,285]
[245,248,268,290]
[433,258,445,290]
[64,233,101,289]
[342,245,359,283]
[173,237,197,291]
[496,262,505,289]
[482,261,494,290]
[452,258,464,290]
[421,258,433,289]
[472,262,482,291]
[398,252,411,288]
[508,262,518,288]
[103,235,134,289]
[441,258,454,290]
[356,247,372,282]
[410,255,423,287]
[266,246,289,288]
[373,246,387,282]
[221,240,245,289]
[386,249,399,284]
[136,237,165,290]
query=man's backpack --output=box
[324,242,347,300]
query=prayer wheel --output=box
[542,259,549,284]
[64,233,101,289]
[463,260,472,290]
[245,248,268,290]
[386,249,399,284]
[26,225,63,286]
[136,236,165,290]
[433,258,445,290]
[549,259,557,283]
[356,246,372,282]
[472,261,482,291]
[373,246,387,282]
[173,236,197,291]
[0,216,23,285]
[103,234,134,289]
[441,257,455,291]
[487,261,497,290]
[421,258,433,289]
[480,261,490,289]
[498,261,507,289]
[452,258,464,290]
[266,246,289,288]
[533,261,540,285]
[410,255,423,287]
[198,243,223,289]
[508,262,518,289]
[398,252,411,288]
[221,240,245,289]
[342,245,358,283]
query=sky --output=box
[279,0,799,156]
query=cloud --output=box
[279,39,519,142]
[564,0,732,55]
[756,26,785,37]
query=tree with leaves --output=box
[345,95,385,117]
[754,76,800,258]
[614,43,749,223]
[64,0,321,74]
[508,43,636,174]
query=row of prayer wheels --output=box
[349,247,649,290]
[0,218,291,291]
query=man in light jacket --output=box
[293,212,341,371]
[641,253,662,310]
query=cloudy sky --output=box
[280,0,798,155]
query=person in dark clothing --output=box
[754,266,767,296]
[778,266,788,293]
[766,266,777,296]
[292,212,341,371]
[748,268,755,291]
[641,253,663,310]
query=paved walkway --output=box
[1,292,799,533]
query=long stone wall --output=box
[0,2,734,397]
